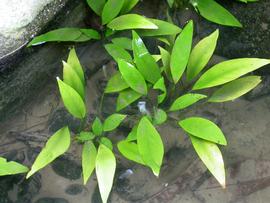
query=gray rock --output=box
[35,197,69,203]
[65,184,84,195]
[51,157,81,180]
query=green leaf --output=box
[92,117,103,136]
[96,144,116,203]
[137,18,181,36]
[105,72,129,93]
[80,29,101,40]
[117,141,145,164]
[159,46,172,80]
[120,0,139,14]
[137,117,164,176]
[193,58,270,90]
[169,93,207,111]
[179,117,227,145]
[87,0,106,16]
[82,141,97,184]
[152,55,161,62]
[63,61,85,100]
[157,37,171,46]
[118,59,148,95]
[107,14,158,31]
[170,21,193,84]
[67,48,85,86]
[187,29,219,81]
[153,77,167,104]
[191,0,242,27]
[105,44,132,62]
[57,78,86,119]
[0,157,29,176]
[103,114,127,132]
[28,28,100,46]
[116,89,142,111]
[126,124,138,141]
[100,137,113,151]
[153,108,167,125]
[102,0,125,25]
[132,31,161,84]
[190,135,226,188]
[209,76,261,102]
[111,37,132,50]
[77,131,95,142]
[167,0,175,7]
[27,126,70,178]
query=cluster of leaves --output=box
[0,1,269,203]
[168,0,258,27]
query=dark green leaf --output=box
[118,141,145,164]
[96,144,116,203]
[187,29,219,81]
[63,61,85,100]
[120,0,139,14]
[118,59,148,95]
[132,31,161,84]
[102,0,125,25]
[170,21,193,84]
[193,58,270,90]
[111,37,132,50]
[169,93,207,111]
[167,0,175,7]
[87,0,106,16]
[92,117,103,136]
[103,114,127,132]
[107,14,158,30]
[179,117,227,145]
[27,126,70,178]
[57,78,86,119]
[116,89,142,111]
[82,141,97,184]
[191,0,242,27]
[105,44,132,62]
[28,28,100,46]
[105,72,129,93]
[137,117,164,176]
[190,135,226,188]
[0,158,29,176]
[209,76,261,102]
[137,18,181,36]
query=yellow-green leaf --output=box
[63,61,85,100]
[169,93,207,111]
[102,0,125,25]
[105,72,129,93]
[153,77,167,104]
[96,144,116,203]
[209,76,261,102]
[86,0,106,16]
[92,117,103,136]
[118,59,148,95]
[132,31,161,84]
[111,37,132,50]
[179,117,227,145]
[107,14,158,30]
[105,44,132,62]
[137,117,164,176]
[116,89,142,111]
[120,0,139,14]
[193,58,270,90]
[57,78,86,119]
[82,141,97,184]
[190,135,226,188]
[187,29,219,81]
[118,141,145,165]
[170,21,193,84]
[0,158,29,176]
[26,126,70,178]
[103,114,127,132]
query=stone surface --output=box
[35,197,69,203]
[65,184,84,195]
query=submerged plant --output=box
[0,0,268,203]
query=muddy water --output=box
[1,53,270,203]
